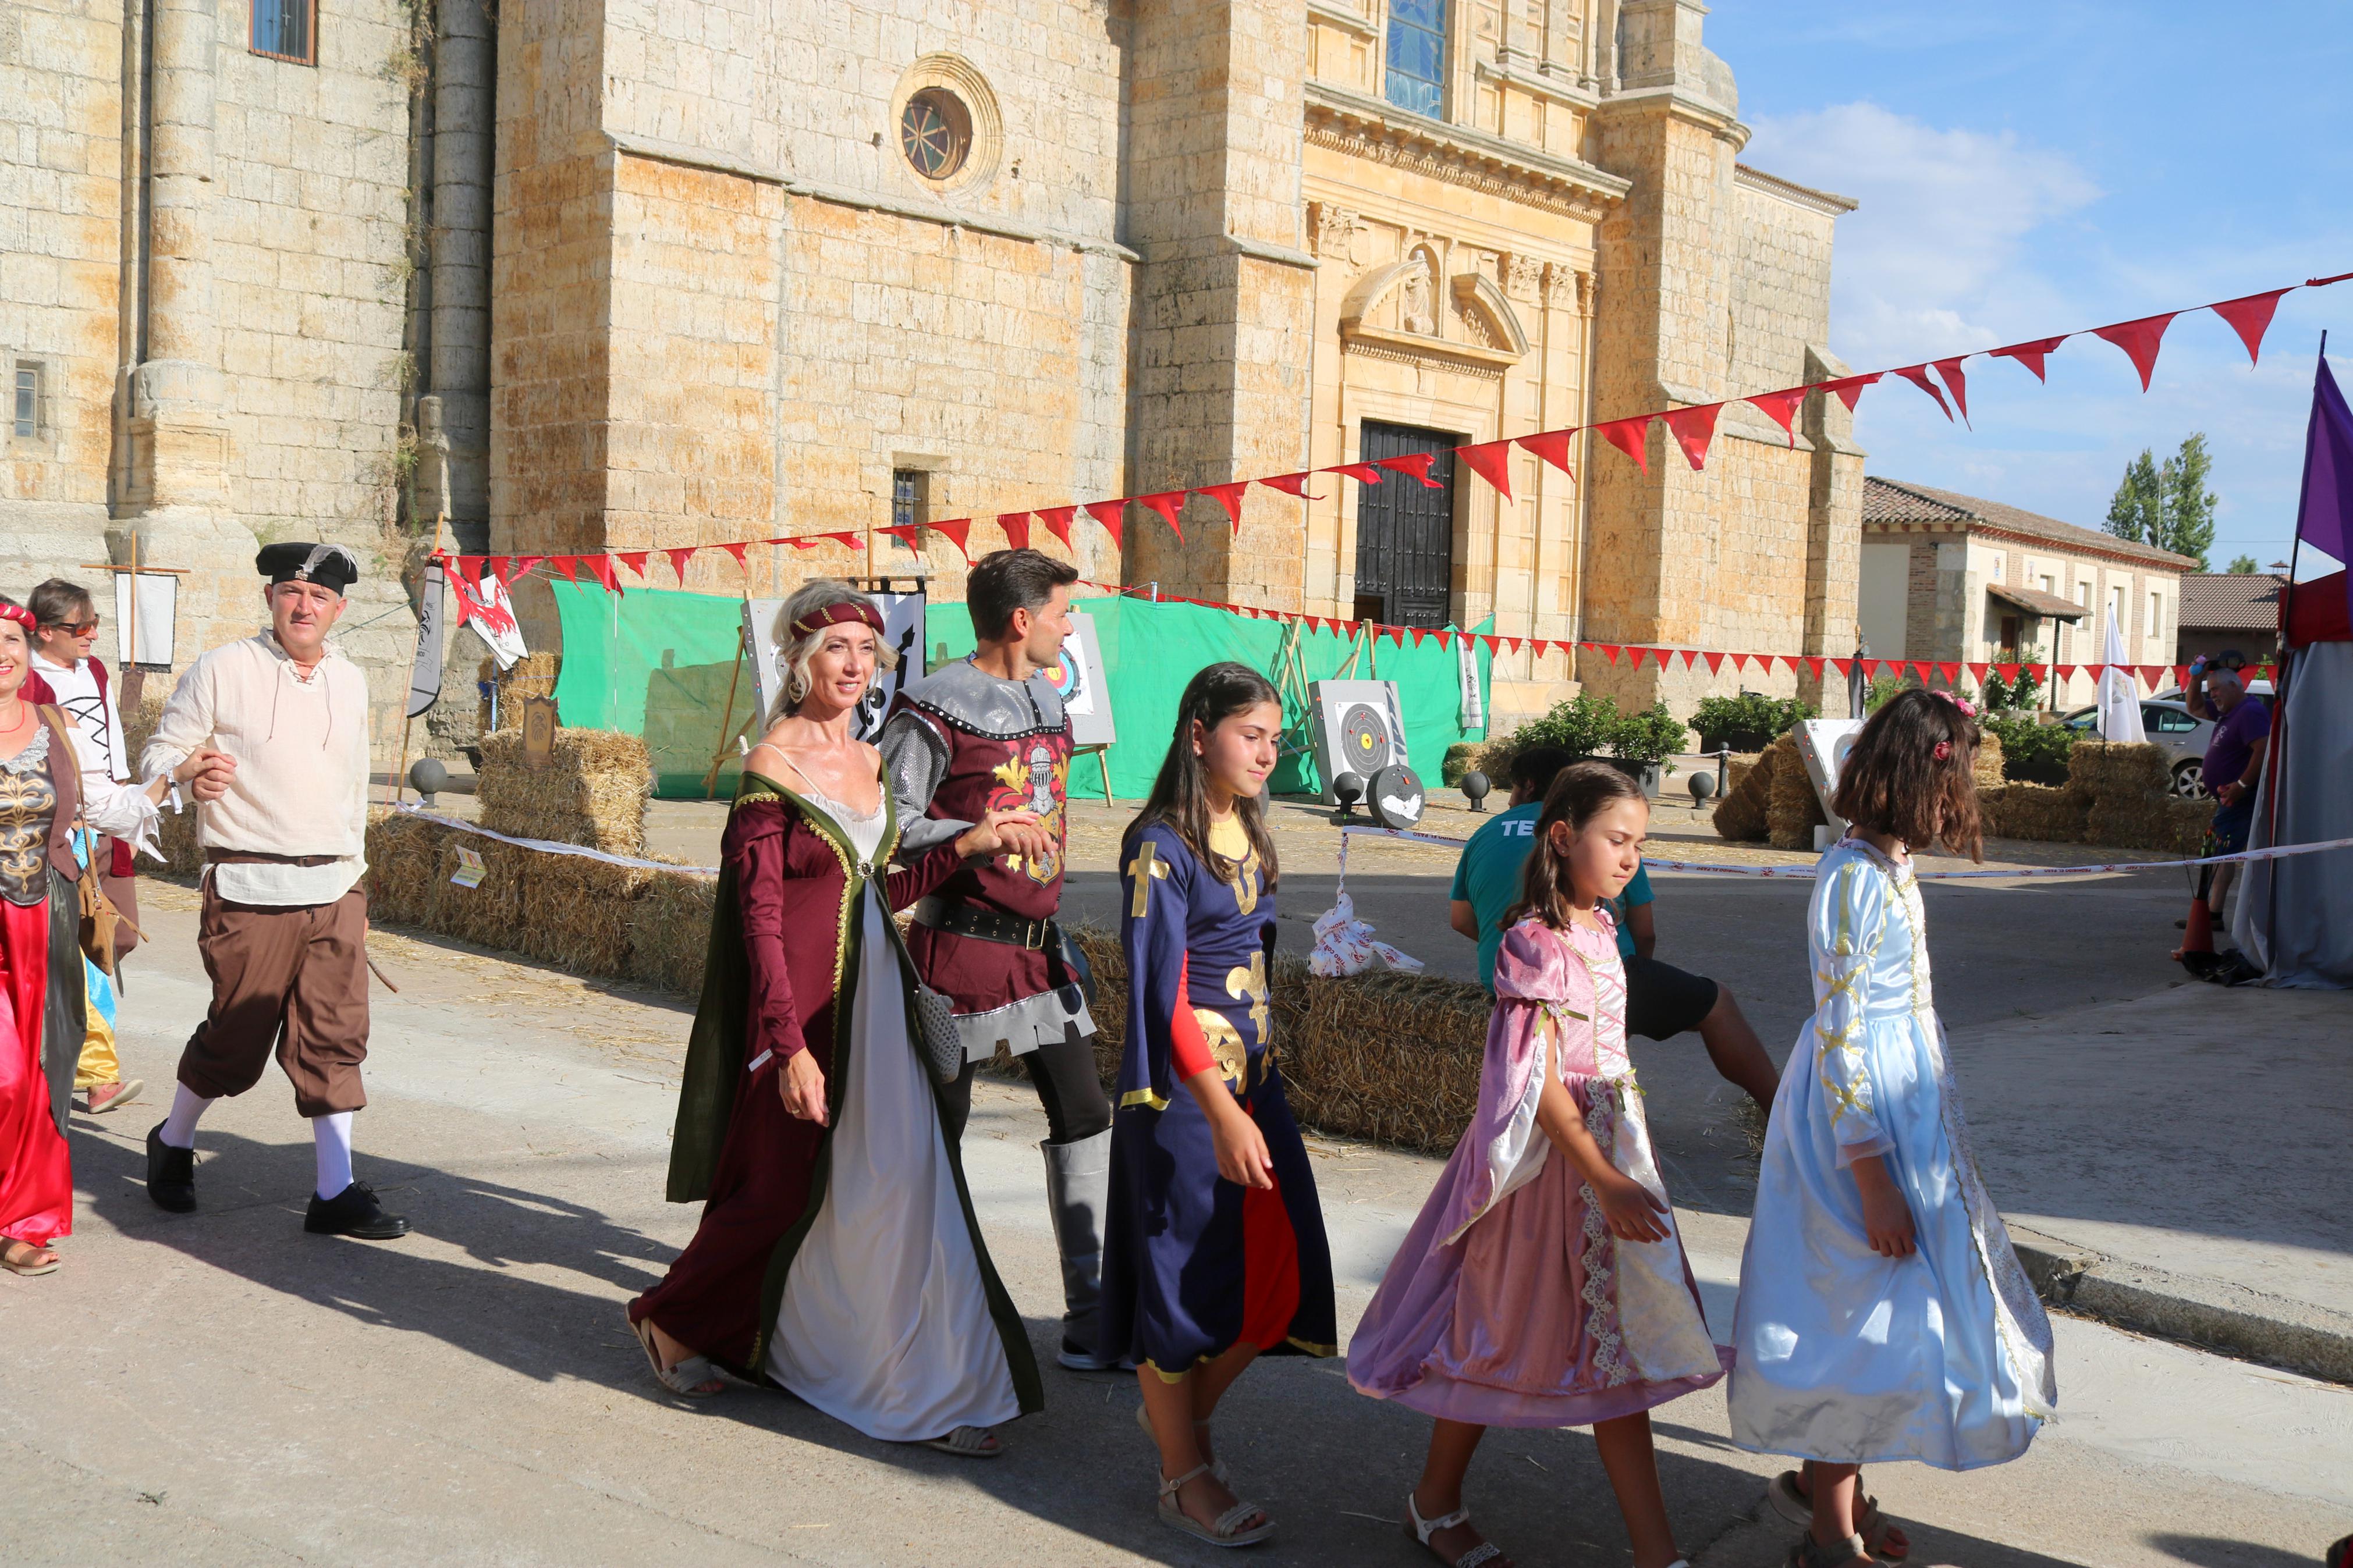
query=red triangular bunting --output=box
[1703,650,1726,674]
[2137,664,2166,687]
[931,519,972,560]
[584,554,621,593]
[1036,506,1076,549]
[996,511,1032,550]
[1194,482,1250,533]
[1409,628,1427,648]
[1996,663,2021,682]
[616,550,650,579]
[1326,462,1384,485]
[1454,440,1514,502]
[718,541,751,570]
[875,524,920,546]
[1593,415,1652,474]
[1937,662,1961,683]
[1135,491,1187,542]
[1374,452,1443,488]
[1931,358,1971,426]
[1083,500,1126,549]
[1816,372,1882,413]
[1663,403,1723,470]
[1745,387,1805,445]
[1259,472,1322,499]
[2171,665,2189,687]
[2091,312,2177,392]
[1678,649,1700,671]
[1517,428,1576,477]
[825,531,864,550]
[1967,662,1990,681]
[2210,289,2290,367]
[546,556,579,584]
[1893,364,1954,421]
[1599,643,1621,665]
[1989,336,2067,382]
[1830,657,1853,676]
[663,547,694,582]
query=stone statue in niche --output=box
[1400,260,1436,336]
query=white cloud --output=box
[1742,102,2100,366]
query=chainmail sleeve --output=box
[878,709,970,857]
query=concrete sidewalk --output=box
[3,884,2348,1565]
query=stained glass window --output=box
[900,89,971,181]
[1385,0,1447,118]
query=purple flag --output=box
[2294,349,2353,631]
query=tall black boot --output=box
[1042,1129,1119,1370]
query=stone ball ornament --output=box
[1460,769,1492,812]
[1332,770,1365,817]
[408,756,449,807]
[1687,770,1716,802]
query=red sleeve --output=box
[734,826,805,1080]
[1166,952,1213,1079]
[883,840,965,913]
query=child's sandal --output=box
[1134,1400,1229,1483]
[1156,1463,1275,1548]
[1405,1490,1510,1568]
[1786,1531,1875,1568]
[1767,1470,1905,1563]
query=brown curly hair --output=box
[1831,688,1983,862]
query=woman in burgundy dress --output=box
[629,582,1050,1456]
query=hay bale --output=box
[477,726,650,853]
[2087,795,2216,855]
[1972,729,2005,789]
[624,869,720,995]
[479,652,560,733]
[1983,781,2089,842]
[364,809,455,927]
[1765,733,1824,851]
[513,852,655,977]
[1711,750,1771,842]
[2069,740,2169,802]
[431,837,527,950]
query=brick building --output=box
[3,0,1862,751]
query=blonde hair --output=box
[772,580,896,718]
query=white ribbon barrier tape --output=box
[393,805,719,876]
[1336,823,2353,882]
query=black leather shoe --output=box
[145,1122,196,1213]
[304,1181,410,1240]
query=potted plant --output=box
[1607,701,1690,797]
[1689,691,1815,754]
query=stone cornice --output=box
[1591,83,1749,152]
[1473,54,1602,112]
[1303,81,1630,223]
[1341,329,1510,378]
[1864,518,2188,574]
[1306,0,1375,38]
[1734,163,1858,217]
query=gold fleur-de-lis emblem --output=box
[1225,950,1270,1050]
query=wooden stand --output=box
[1073,742,1114,805]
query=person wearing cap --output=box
[138,542,408,1240]
[2178,653,2270,959]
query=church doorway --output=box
[1353,419,1458,629]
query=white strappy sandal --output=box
[1158,1463,1276,1548]
[1135,1400,1230,1482]
[1405,1490,1509,1568]
[922,1425,1002,1459]
[629,1310,722,1398]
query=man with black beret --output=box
[139,542,407,1239]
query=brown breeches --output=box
[177,885,370,1117]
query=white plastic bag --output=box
[1308,890,1426,978]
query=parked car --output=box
[2057,699,2216,797]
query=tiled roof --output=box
[2178,571,2284,629]
[1862,477,2201,571]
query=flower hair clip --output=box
[1933,739,1953,761]
[1930,689,1977,718]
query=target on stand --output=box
[1340,703,1393,777]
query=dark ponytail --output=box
[1124,662,1283,887]
[1504,760,1646,930]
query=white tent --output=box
[2096,611,2146,743]
[2231,570,2353,987]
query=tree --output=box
[2226,553,2260,574]
[2103,434,2218,568]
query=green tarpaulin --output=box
[549,581,1490,800]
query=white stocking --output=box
[313,1111,354,1200]
[160,1085,214,1149]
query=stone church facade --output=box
[2,0,1862,753]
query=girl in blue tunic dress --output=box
[1103,662,1336,1550]
[1729,690,2056,1568]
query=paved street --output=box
[3,862,2347,1566]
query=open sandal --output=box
[1405,1489,1510,1568]
[628,1309,722,1398]
[923,1425,1002,1459]
[1,1240,59,1277]
[1787,1530,1875,1568]
[1135,1400,1229,1482]
[1158,1462,1275,1549]
[1768,1470,1905,1562]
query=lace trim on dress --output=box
[1576,1085,1633,1388]
[0,726,52,776]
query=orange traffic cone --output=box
[2174,898,2214,962]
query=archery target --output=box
[1340,703,1392,776]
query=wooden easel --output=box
[1071,742,1115,805]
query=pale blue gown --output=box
[1729,837,2056,1470]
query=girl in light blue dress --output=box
[1729,690,2055,1568]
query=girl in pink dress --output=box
[1348,762,1729,1568]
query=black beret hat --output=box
[255,542,360,592]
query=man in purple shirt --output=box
[2183,660,2269,951]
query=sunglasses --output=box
[45,619,101,635]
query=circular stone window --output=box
[889,55,1002,192]
[900,88,972,180]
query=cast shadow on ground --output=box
[2147,1535,2326,1568]
[69,1122,2092,1567]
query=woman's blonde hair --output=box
[771,579,896,718]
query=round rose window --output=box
[899,88,972,181]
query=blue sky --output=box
[1708,2,2353,577]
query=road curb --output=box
[2008,1225,2353,1386]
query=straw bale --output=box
[624,869,720,995]
[1972,730,2005,789]
[514,852,656,977]
[476,726,650,854]
[2068,740,2170,802]
[1765,733,1825,851]
[2088,795,2215,856]
[1982,782,2089,843]
[1711,751,1771,842]
[431,836,527,950]
[364,809,454,927]
[479,652,560,731]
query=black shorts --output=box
[1623,955,1720,1041]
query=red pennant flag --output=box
[2136,664,2166,687]
[1454,440,1514,502]
[1745,387,1805,445]
[2090,312,2177,392]
[1409,628,1428,648]
[1386,626,1406,646]
[663,547,695,582]
[1892,364,1954,421]
[2171,664,2189,687]
[995,511,1032,550]
[931,518,972,560]
[1931,358,1971,426]
[1375,452,1442,488]
[1937,662,1961,684]
[584,554,622,594]
[616,550,650,579]
[781,535,820,550]
[1678,649,1701,671]
[824,531,864,550]
[1517,428,1576,477]
[1914,661,1940,682]
[1083,500,1126,549]
[1135,491,1187,542]
[1967,662,1990,682]
[1259,472,1323,499]
[716,541,751,571]
[1036,506,1076,549]
[2054,664,2075,682]
[1325,462,1384,485]
[547,556,579,584]
[875,524,921,546]
[1593,415,1652,474]
[2210,289,2291,367]
[1702,650,1726,674]
[1662,403,1723,470]
[1599,643,1621,665]
[488,555,514,585]
[1989,336,2067,382]
[1817,372,1882,413]
[2085,663,2106,684]
[1194,482,1250,534]
[1996,663,2021,682]
[1830,657,1853,676]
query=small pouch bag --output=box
[910,981,966,1086]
